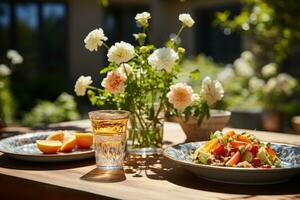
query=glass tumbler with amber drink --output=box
[89,110,130,169]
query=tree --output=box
[216,0,300,63]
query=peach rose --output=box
[167,83,193,110]
[101,71,127,94]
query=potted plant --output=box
[217,51,298,131]
[258,70,298,131]
[0,50,22,128]
[74,12,226,154]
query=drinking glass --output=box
[89,110,130,169]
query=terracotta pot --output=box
[170,110,231,142]
[0,120,5,131]
[261,111,283,132]
[292,116,300,135]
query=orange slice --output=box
[46,131,65,143]
[75,133,93,149]
[60,135,76,152]
[36,140,62,154]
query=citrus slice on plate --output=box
[46,131,65,143]
[75,133,93,149]
[60,135,76,153]
[36,140,62,154]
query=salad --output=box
[192,130,281,168]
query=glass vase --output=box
[126,104,164,155]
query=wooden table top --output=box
[0,120,300,200]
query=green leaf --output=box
[100,66,114,74]
[184,107,191,122]
[197,150,210,164]
[210,131,223,139]
[149,106,155,120]
[190,69,200,81]
[215,11,230,23]
[98,0,109,7]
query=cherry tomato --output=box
[250,145,259,155]
[212,143,227,156]
[229,149,238,156]
[252,157,261,167]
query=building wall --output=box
[68,0,104,83]
[150,0,239,55]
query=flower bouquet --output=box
[75,12,224,154]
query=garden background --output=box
[1,0,300,133]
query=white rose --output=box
[107,41,135,65]
[148,47,179,72]
[167,83,194,110]
[217,65,235,83]
[249,77,265,91]
[261,63,277,78]
[201,76,224,106]
[7,50,23,64]
[0,64,11,76]
[117,63,132,76]
[74,76,93,96]
[179,13,195,27]
[135,12,151,27]
[234,58,254,78]
[101,71,127,94]
[84,28,108,52]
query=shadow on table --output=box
[124,154,300,196]
[0,154,95,170]
[124,154,168,180]
[81,168,126,183]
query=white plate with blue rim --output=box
[163,141,300,185]
[0,131,94,162]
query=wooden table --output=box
[0,120,300,200]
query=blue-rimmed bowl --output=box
[163,141,300,185]
[0,131,94,162]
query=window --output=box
[195,5,241,63]
[0,1,68,111]
[104,6,149,46]
[0,1,67,75]
[0,2,11,57]
[41,3,67,74]
[15,3,38,71]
